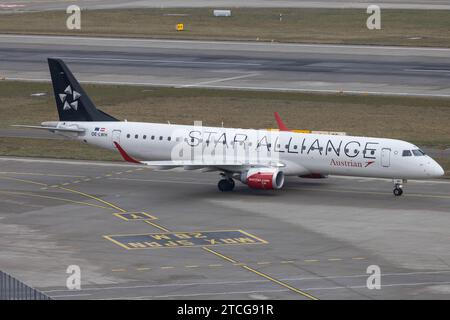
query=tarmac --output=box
[1,156,450,299]
[2,0,450,11]
[1,35,450,97]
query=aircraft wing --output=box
[140,160,284,172]
[114,142,284,172]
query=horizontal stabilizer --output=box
[11,125,85,133]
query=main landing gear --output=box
[218,173,235,192]
[218,178,235,192]
[393,179,406,196]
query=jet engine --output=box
[241,168,285,190]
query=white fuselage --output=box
[52,121,444,180]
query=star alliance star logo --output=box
[59,85,81,111]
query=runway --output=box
[1,35,450,97]
[2,0,450,11]
[1,156,450,299]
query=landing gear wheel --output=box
[218,179,235,192]
[393,187,403,196]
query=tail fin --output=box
[48,58,118,122]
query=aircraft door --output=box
[112,130,121,146]
[381,148,391,167]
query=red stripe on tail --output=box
[274,112,290,131]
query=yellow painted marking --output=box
[62,183,70,186]
[185,265,199,268]
[135,168,144,171]
[242,265,319,300]
[103,235,131,250]
[202,247,317,299]
[0,191,109,209]
[113,213,131,221]
[352,257,366,260]
[238,229,269,244]
[143,220,171,232]
[136,267,151,271]
[104,229,266,250]
[83,178,91,182]
[161,266,175,270]
[3,175,314,299]
[328,258,343,261]
[40,187,48,190]
[105,174,112,177]
[50,185,59,188]
[208,264,223,267]
[280,260,295,264]
[257,262,271,265]
[0,171,85,178]
[115,172,123,175]
[0,176,47,186]
[113,212,158,221]
[202,247,237,264]
[95,176,102,179]
[304,259,319,263]
[59,186,126,213]
[111,269,126,272]
[125,170,133,173]
[72,180,81,184]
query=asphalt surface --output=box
[2,0,450,11]
[1,35,450,97]
[1,156,450,300]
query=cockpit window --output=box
[412,149,426,156]
[402,150,412,157]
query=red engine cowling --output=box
[241,168,285,190]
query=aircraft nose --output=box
[429,160,445,177]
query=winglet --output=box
[113,142,141,164]
[274,112,290,131]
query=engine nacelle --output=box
[241,168,285,190]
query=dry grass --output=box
[1,80,449,147]
[0,136,120,161]
[0,8,449,47]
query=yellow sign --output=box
[176,23,184,31]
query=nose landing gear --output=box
[393,179,406,196]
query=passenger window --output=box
[151,135,155,140]
[126,134,130,138]
[143,135,147,140]
[402,150,412,157]
[159,136,163,140]
[135,134,138,139]
[167,137,171,141]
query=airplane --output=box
[14,58,445,196]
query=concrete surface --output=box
[1,35,450,97]
[1,156,450,299]
[1,0,450,12]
